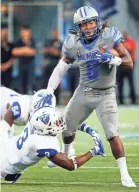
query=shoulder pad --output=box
[102,27,124,43]
[64,34,76,49]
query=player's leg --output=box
[0,122,22,182]
[96,89,136,187]
[127,69,136,104]
[0,119,11,180]
[62,86,92,157]
[117,70,124,104]
[78,123,97,137]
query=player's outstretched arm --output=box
[3,105,14,127]
[49,151,93,171]
[49,143,105,171]
[47,56,72,93]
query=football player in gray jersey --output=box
[46,6,136,187]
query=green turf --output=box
[1,107,139,192]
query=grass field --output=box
[1,106,139,192]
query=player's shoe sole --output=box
[121,179,136,187]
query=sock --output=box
[79,123,96,136]
[116,157,131,180]
[62,142,75,157]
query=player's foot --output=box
[91,129,100,144]
[92,131,105,157]
[91,139,105,157]
[121,178,136,187]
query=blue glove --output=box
[95,50,113,63]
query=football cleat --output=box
[121,178,136,188]
[91,130,105,157]
[90,139,105,157]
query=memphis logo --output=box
[38,114,50,125]
[77,51,97,61]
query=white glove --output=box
[109,56,122,67]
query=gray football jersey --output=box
[62,27,123,89]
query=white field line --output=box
[43,166,139,170]
[120,135,139,139]
[1,181,126,185]
[76,151,139,156]
[118,106,139,110]
[67,151,139,157]
[105,153,139,157]
[118,123,139,129]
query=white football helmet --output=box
[29,106,66,136]
[73,6,101,40]
[30,89,56,113]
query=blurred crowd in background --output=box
[1,0,139,105]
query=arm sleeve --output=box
[47,59,71,91]
[47,35,76,91]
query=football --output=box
[99,47,119,57]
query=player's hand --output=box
[95,50,112,64]
[95,50,122,67]
[90,143,105,157]
[108,55,122,67]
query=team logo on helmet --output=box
[34,94,53,110]
[37,114,50,125]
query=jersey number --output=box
[16,127,28,150]
[11,102,21,119]
[86,60,99,81]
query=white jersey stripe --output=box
[81,7,85,17]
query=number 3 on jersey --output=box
[86,60,99,81]
[16,127,28,150]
